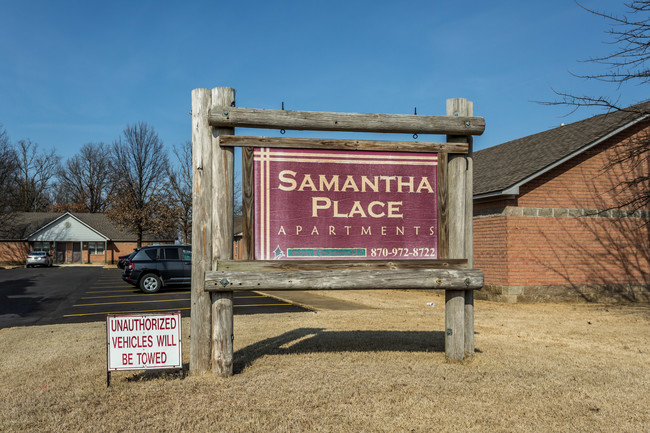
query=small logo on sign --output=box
[273,245,284,259]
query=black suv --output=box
[122,245,191,293]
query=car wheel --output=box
[140,273,162,294]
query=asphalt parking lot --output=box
[0,266,309,329]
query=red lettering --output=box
[156,334,177,347]
[136,351,169,365]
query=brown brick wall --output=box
[474,217,508,285]
[473,123,650,301]
[233,239,243,260]
[504,216,648,287]
[0,242,29,265]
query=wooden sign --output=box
[254,148,438,260]
[191,88,482,374]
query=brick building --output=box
[473,103,649,302]
[0,212,174,265]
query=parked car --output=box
[117,248,140,269]
[26,251,53,267]
[122,245,191,293]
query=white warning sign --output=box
[107,312,182,371]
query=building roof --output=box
[474,102,650,198]
[0,212,174,242]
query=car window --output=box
[182,247,191,261]
[133,249,157,261]
[163,247,179,260]
[30,252,45,256]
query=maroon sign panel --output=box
[254,148,438,260]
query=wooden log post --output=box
[190,87,235,377]
[210,87,236,377]
[190,88,213,375]
[445,98,474,361]
[463,122,475,359]
[241,146,254,261]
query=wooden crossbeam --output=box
[217,136,468,154]
[209,107,485,136]
[205,268,483,292]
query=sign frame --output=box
[240,141,450,263]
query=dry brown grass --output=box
[1,290,649,432]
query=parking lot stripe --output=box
[63,307,191,317]
[62,303,293,318]
[80,294,265,300]
[234,303,292,307]
[73,298,191,307]
[81,293,185,299]
[74,298,290,307]
[85,290,143,293]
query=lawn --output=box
[1,289,648,432]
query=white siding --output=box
[29,214,107,242]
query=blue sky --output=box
[0,0,644,169]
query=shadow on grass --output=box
[125,368,185,383]
[123,328,446,381]
[234,327,445,374]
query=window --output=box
[182,247,191,261]
[133,248,157,261]
[162,247,179,260]
[33,242,49,252]
[88,242,105,255]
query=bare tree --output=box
[545,1,650,213]
[166,140,242,244]
[0,124,17,223]
[13,139,60,212]
[106,122,174,247]
[52,142,114,213]
[167,141,192,243]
